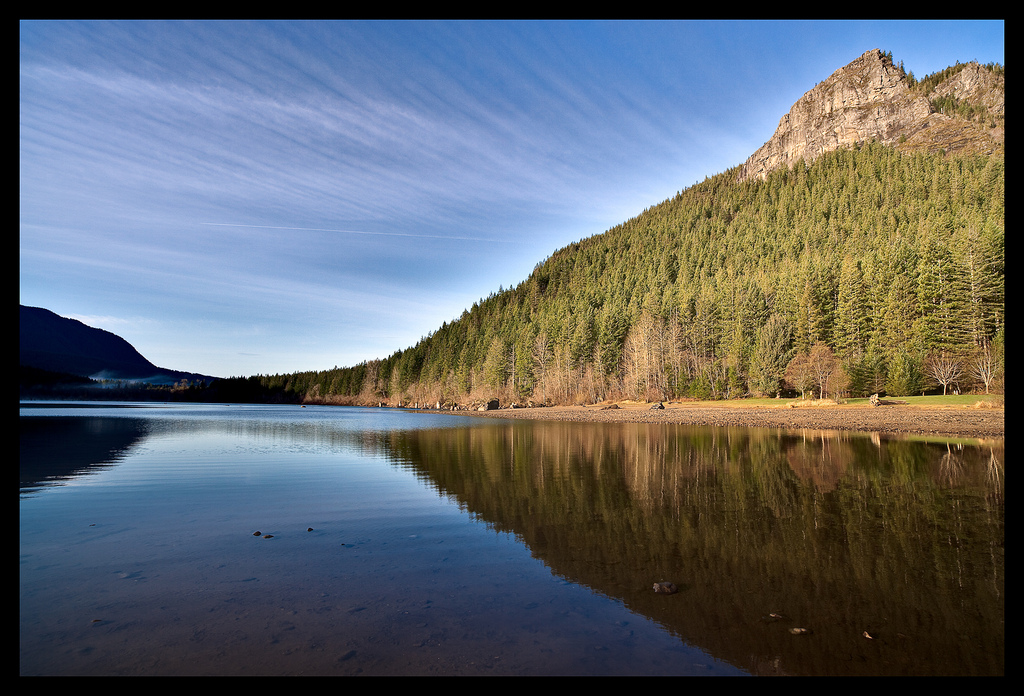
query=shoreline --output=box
[437,401,1005,440]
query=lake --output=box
[20,402,1003,676]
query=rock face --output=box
[737,49,1004,182]
[931,61,1005,116]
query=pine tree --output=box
[916,217,967,352]
[482,337,508,394]
[834,256,869,357]
[955,223,1004,349]
[748,313,794,397]
[886,349,924,397]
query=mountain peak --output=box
[737,49,1003,182]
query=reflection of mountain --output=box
[379,422,1004,676]
[19,416,151,496]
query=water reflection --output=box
[376,421,1005,676]
[19,406,1003,676]
[19,416,151,496]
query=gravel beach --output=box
[451,400,1005,440]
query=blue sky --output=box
[20,20,1004,379]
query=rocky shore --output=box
[449,400,1004,440]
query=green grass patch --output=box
[671,394,1004,408]
[885,394,1002,407]
[813,394,1001,407]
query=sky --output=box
[20,20,1005,379]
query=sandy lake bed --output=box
[449,399,1005,440]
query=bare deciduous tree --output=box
[785,351,815,399]
[970,342,998,394]
[623,313,663,401]
[925,350,964,396]
[808,342,842,399]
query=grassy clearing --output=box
[667,394,1003,408]
[796,394,1002,408]
[869,394,1003,407]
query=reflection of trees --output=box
[784,431,851,492]
[938,442,966,484]
[985,448,1003,505]
[380,422,1003,676]
[24,410,1002,675]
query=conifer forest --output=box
[242,138,1002,407]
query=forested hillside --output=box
[233,54,1004,407]
[252,138,1002,406]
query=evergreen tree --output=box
[886,349,924,397]
[916,217,967,352]
[482,337,508,394]
[834,256,869,357]
[748,313,794,397]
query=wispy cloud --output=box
[199,222,512,243]
[20,20,1004,377]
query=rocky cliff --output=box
[737,49,1004,182]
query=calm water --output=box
[20,402,1003,676]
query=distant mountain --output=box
[19,305,216,386]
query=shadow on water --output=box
[19,406,1003,676]
[19,416,152,496]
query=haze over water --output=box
[20,402,1003,676]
